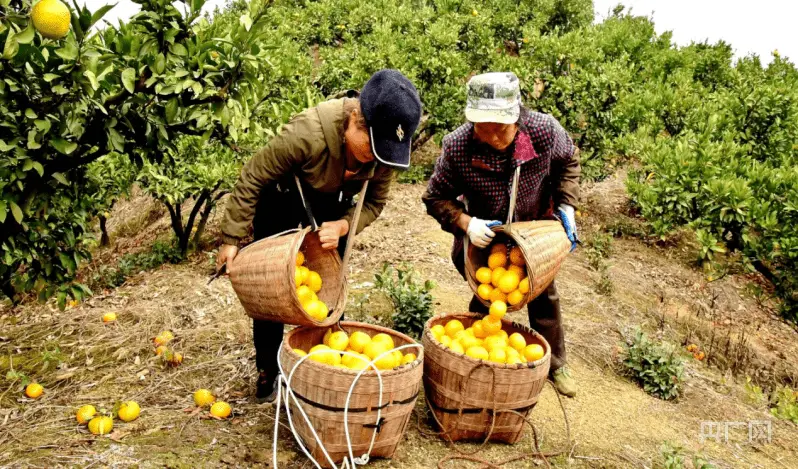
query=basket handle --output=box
[294,175,318,231]
[505,166,521,234]
[339,180,369,288]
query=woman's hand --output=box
[318,219,350,250]
[216,244,239,273]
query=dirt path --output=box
[1,180,797,468]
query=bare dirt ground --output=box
[1,172,797,468]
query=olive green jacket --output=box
[221,98,394,246]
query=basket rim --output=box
[423,312,550,369]
[281,321,425,376]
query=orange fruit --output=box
[296,251,305,266]
[475,267,493,284]
[505,346,521,360]
[102,312,117,323]
[374,350,398,370]
[309,344,335,365]
[489,287,507,303]
[402,353,417,365]
[497,330,509,342]
[210,401,232,419]
[482,316,502,335]
[498,271,520,294]
[25,383,43,399]
[294,267,303,286]
[472,320,488,338]
[487,252,507,270]
[518,277,530,295]
[430,324,446,340]
[118,401,140,422]
[507,290,525,306]
[294,349,307,357]
[509,247,525,267]
[488,347,507,364]
[299,266,310,285]
[31,0,71,40]
[439,335,452,348]
[155,345,168,356]
[491,267,506,288]
[465,346,489,361]
[524,344,545,362]
[88,416,113,435]
[372,333,395,349]
[509,333,527,351]
[305,300,328,321]
[507,265,525,278]
[363,341,390,361]
[484,335,507,352]
[349,331,371,353]
[76,405,96,424]
[477,283,493,300]
[507,355,523,365]
[296,286,315,305]
[307,271,323,293]
[154,330,174,347]
[489,301,507,320]
[444,320,464,338]
[323,328,333,346]
[449,340,465,354]
[344,353,371,370]
[490,243,508,254]
[328,331,349,351]
[194,389,216,407]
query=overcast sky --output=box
[90,0,795,64]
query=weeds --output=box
[658,442,716,469]
[397,163,434,184]
[621,329,685,400]
[374,263,435,340]
[89,240,184,291]
[586,232,614,295]
[770,385,798,423]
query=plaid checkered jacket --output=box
[422,109,580,254]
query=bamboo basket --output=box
[422,313,550,443]
[279,322,424,468]
[464,167,571,311]
[228,180,368,326]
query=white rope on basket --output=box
[272,341,424,468]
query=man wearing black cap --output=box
[217,70,422,402]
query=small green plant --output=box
[692,456,717,469]
[770,385,798,424]
[622,329,685,400]
[374,263,435,340]
[89,240,183,291]
[595,268,614,296]
[659,442,685,469]
[397,163,434,184]
[586,232,613,270]
[743,376,768,408]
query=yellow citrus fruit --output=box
[299,266,310,285]
[491,267,506,287]
[329,352,342,366]
[294,266,303,286]
[449,340,464,354]
[296,285,315,305]
[440,335,452,348]
[402,353,417,365]
[488,347,507,364]
[507,290,525,306]
[371,333,395,349]
[168,352,183,366]
[154,330,174,347]
[296,251,305,266]
[505,346,521,360]
[498,271,520,294]
[392,349,403,364]
[31,0,71,40]
[76,405,96,424]
[374,350,398,370]
[294,349,307,357]
[507,355,523,365]
[509,333,527,351]
[102,312,117,323]
[305,300,328,321]
[307,271,323,293]
[25,383,43,399]
[444,319,464,338]
[430,324,446,340]
[489,301,507,320]
[453,330,468,342]
[460,335,479,350]
[210,401,232,419]
[489,288,507,303]
[507,265,525,278]
[477,283,493,300]
[465,346,489,361]
[155,345,168,356]
[484,335,508,352]
[348,331,371,353]
[323,328,332,346]
[524,344,545,362]
[497,330,509,341]
[509,247,525,267]
[194,389,216,407]
[328,331,349,351]
[363,341,389,361]
[88,416,113,435]
[118,401,140,422]
[487,252,507,270]
[490,243,507,254]
[518,277,530,295]
[482,316,502,335]
[344,353,370,370]
[309,344,334,364]
[465,327,475,337]
[472,320,488,338]
[475,267,493,284]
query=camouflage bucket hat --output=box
[465,72,521,124]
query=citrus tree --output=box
[0,0,273,306]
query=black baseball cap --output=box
[360,70,422,170]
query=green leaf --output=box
[32,161,44,177]
[90,4,117,28]
[55,41,78,61]
[84,70,99,90]
[25,108,37,119]
[121,67,136,93]
[34,119,51,133]
[3,34,18,60]
[0,201,6,223]
[240,14,253,32]
[0,139,14,151]
[52,172,68,185]
[51,138,77,155]
[108,127,124,152]
[9,201,22,224]
[15,22,35,44]
[170,43,187,56]
[154,53,166,74]
[43,73,60,82]
[165,98,178,123]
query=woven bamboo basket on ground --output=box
[279,321,424,467]
[465,220,571,312]
[422,313,550,443]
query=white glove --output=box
[467,217,500,248]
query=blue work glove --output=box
[557,204,578,252]
[467,218,502,248]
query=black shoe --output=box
[255,371,278,403]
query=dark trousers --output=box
[468,282,566,372]
[252,180,351,379]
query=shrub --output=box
[621,329,685,400]
[374,263,435,340]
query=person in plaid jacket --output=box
[422,72,580,397]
